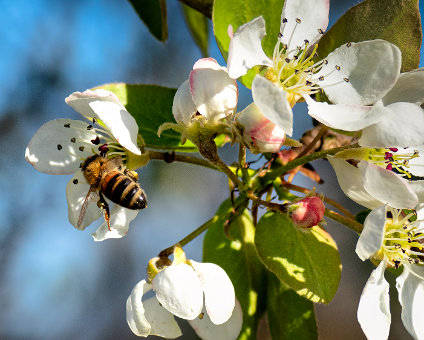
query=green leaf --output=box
[212,0,284,88]
[355,209,372,224]
[96,83,197,151]
[267,273,318,340]
[317,0,422,72]
[255,212,341,304]
[181,3,209,56]
[129,0,168,41]
[203,200,267,340]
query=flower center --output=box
[380,208,424,269]
[366,148,420,178]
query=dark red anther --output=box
[389,148,398,152]
[386,163,393,171]
[384,152,393,160]
[91,136,100,145]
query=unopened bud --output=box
[290,196,325,229]
[237,103,285,153]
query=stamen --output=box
[73,179,78,185]
[57,144,62,150]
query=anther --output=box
[323,59,328,65]
[415,259,420,264]
[346,42,352,47]
[57,144,62,150]
[282,43,288,49]
[304,39,309,44]
[306,81,312,86]
[282,18,288,23]
[73,179,78,185]
[79,146,85,152]
[295,18,301,24]
[64,123,71,128]
[87,125,93,130]
[293,55,298,60]
[294,69,300,74]
[335,65,341,71]
[71,137,76,143]
[319,76,324,81]
[92,117,97,124]
[285,58,291,63]
[408,238,412,243]
[318,28,324,34]
[278,32,283,38]
[395,244,401,249]
[404,160,409,166]
[343,78,350,82]
[91,136,100,145]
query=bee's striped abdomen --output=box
[101,171,147,210]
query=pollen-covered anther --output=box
[282,18,288,23]
[295,18,301,24]
[318,28,324,34]
[343,78,350,83]
[319,76,324,81]
[57,144,62,150]
[346,42,352,47]
[86,124,93,130]
[335,65,341,71]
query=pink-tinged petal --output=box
[143,297,182,338]
[91,205,138,241]
[359,161,418,209]
[356,205,386,261]
[252,75,293,136]
[304,95,388,131]
[237,103,285,153]
[360,102,424,148]
[383,68,424,106]
[396,267,424,340]
[172,79,197,125]
[190,61,238,121]
[280,0,329,51]
[126,279,153,337]
[227,16,272,79]
[357,260,391,340]
[88,100,141,155]
[327,156,382,210]
[25,119,96,175]
[153,263,203,320]
[193,57,224,71]
[66,172,101,230]
[191,261,235,325]
[189,299,243,340]
[317,40,401,105]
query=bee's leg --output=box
[97,192,111,231]
[124,169,139,181]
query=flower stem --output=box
[148,150,219,170]
[324,209,363,233]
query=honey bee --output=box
[78,154,147,229]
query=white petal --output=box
[383,68,424,106]
[405,146,424,176]
[191,261,235,325]
[359,161,418,209]
[172,79,197,125]
[280,0,329,51]
[144,297,182,338]
[410,181,424,203]
[396,267,424,340]
[66,172,101,230]
[360,102,424,148]
[252,75,293,136]
[88,100,141,155]
[91,205,138,241]
[327,156,382,209]
[189,58,238,121]
[304,95,387,131]
[189,299,243,340]
[227,16,272,79]
[357,260,391,340]
[355,205,386,261]
[126,279,153,337]
[25,119,97,175]
[317,40,401,105]
[153,263,204,320]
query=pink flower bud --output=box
[290,196,325,229]
[237,103,285,153]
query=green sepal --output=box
[203,199,267,340]
[128,0,168,41]
[255,212,341,304]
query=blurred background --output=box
[0,0,423,339]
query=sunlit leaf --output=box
[128,0,168,41]
[255,212,341,304]
[212,0,284,88]
[203,199,267,340]
[96,83,197,151]
[317,0,422,72]
[181,3,209,56]
[267,273,318,340]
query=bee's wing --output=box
[77,185,97,229]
